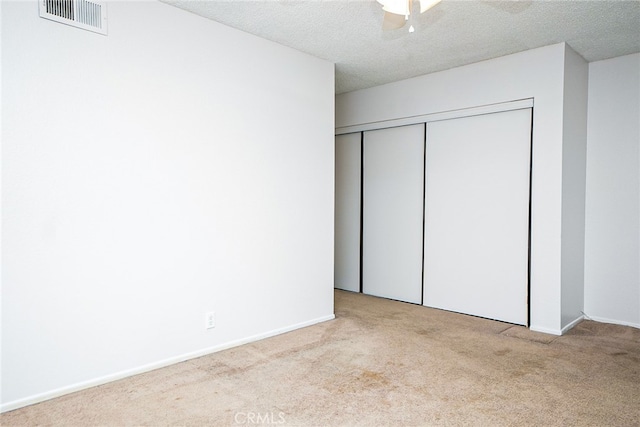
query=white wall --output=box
[584,53,640,328]
[0,0,4,409]
[337,43,577,335]
[1,0,334,410]
[560,45,588,330]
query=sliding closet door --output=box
[335,133,361,292]
[423,109,531,325]
[363,124,424,304]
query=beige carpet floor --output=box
[2,290,639,426]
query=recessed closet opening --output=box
[335,100,534,327]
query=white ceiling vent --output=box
[39,0,107,35]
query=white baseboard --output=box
[1,314,335,413]
[529,325,562,336]
[530,314,640,337]
[583,315,640,329]
[561,315,585,334]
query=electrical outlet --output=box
[205,312,215,329]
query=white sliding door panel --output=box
[363,124,425,304]
[423,109,531,325]
[335,133,361,292]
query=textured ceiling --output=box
[160,0,640,94]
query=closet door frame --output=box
[336,99,533,135]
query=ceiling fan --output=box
[378,0,442,32]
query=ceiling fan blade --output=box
[382,11,406,30]
[418,0,441,14]
[382,0,410,16]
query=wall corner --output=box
[559,44,589,330]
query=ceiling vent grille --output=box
[39,0,107,35]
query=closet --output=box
[334,105,532,326]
